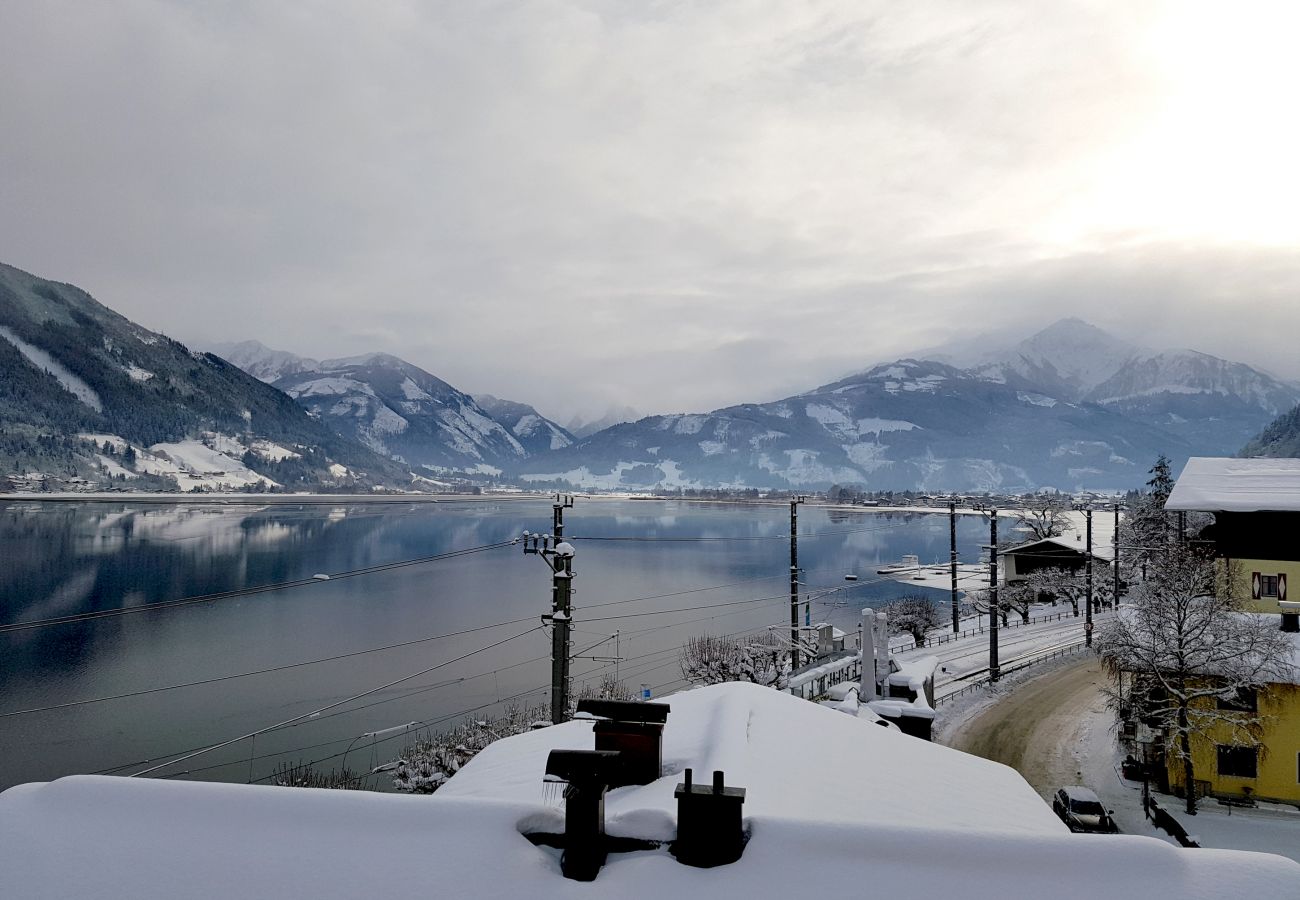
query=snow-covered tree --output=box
[1026,566,1115,616]
[887,596,942,644]
[1012,496,1074,541]
[679,631,816,690]
[390,678,632,794]
[1096,544,1294,814]
[966,587,1015,627]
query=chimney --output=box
[575,698,671,787]
[543,749,623,881]
[1279,600,1300,633]
[673,769,747,867]
[860,608,878,700]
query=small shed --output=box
[1001,538,1088,583]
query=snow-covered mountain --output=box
[270,355,527,474]
[1242,402,1300,458]
[1086,349,1300,454]
[0,262,407,491]
[973,318,1142,401]
[513,359,1193,492]
[511,319,1296,491]
[475,395,574,456]
[566,405,640,439]
[210,341,577,473]
[207,340,320,384]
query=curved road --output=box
[947,657,1110,801]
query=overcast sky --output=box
[2,1,1297,423]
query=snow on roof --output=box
[1004,536,1114,562]
[2,683,1297,899]
[440,681,1035,837]
[1167,457,1300,512]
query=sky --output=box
[2,1,1298,424]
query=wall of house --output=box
[1164,684,1300,804]
[1216,557,1300,614]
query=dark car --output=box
[1052,786,1119,833]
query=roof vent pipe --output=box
[673,768,747,868]
[543,749,623,881]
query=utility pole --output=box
[989,509,1000,682]
[523,493,576,725]
[1085,508,1094,648]
[790,496,805,669]
[1113,503,1121,608]
[950,497,960,634]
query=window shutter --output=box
[1280,573,1288,602]
[1252,571,1261,600]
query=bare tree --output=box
[1096,544,1295,814]
[887,596,942,644]
[1013,496,1074,541]
[679,631,816,690]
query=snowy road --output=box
[945,656,1300,863]
[946,656,1106,795]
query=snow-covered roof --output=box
[1167,457,1300,512]
[1004,536,1114,562]
[2,683,1297,898]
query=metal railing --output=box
[933,641,1090,706]
[893,608,1102,653]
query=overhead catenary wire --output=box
[128,624,542,778]
[0,612,549,719]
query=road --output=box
[946,656,1109,802]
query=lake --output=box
[0,497,991,789]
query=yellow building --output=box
[1159,675,1300,805]
[1161,457,1300,803]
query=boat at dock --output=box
[876,554,920,574]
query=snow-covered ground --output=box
[1070,684,1300,863]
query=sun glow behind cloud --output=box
[1051,1,1300,248]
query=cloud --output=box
[1,1,1295,422]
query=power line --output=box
[0,540,517,634]
[0,613,545,719]
[129,625,542,778]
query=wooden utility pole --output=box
[950,498,960,633]
[989,510,1000,682]
[524,494,576,725]
[790,496,804,669]
[1085,508,1094,648]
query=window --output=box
[1260,575,1280,598]
[1217,745,1258,779]
[1217,687,1258,712]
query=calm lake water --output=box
[0,498,990,790]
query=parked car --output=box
[1052,786,1119,833]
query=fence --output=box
[933,641,1090,706]
[892,610,1081,653]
